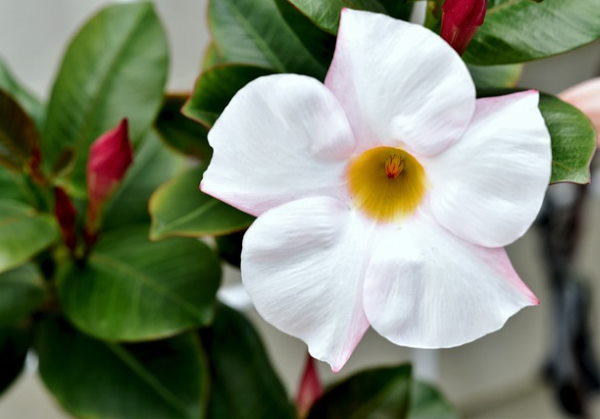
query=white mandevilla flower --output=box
[201,9,552,371]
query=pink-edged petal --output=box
[325,9,475,156]
[428,91,551,248]
[241,196,374,371]
[202,74,355,216]
[363,211,538,349]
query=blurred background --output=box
[1,1,599,418]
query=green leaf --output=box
[308,365,412,418]
[201,305,295,419]
[467,64,523,89]
[150,165,253,241]
[0,263,45,325]
[0,167,26,201]
[0,200,58,274]
[0,58,44,128]
[0,90,40,172]
[103,130,183,231]
[42,1,168,191]
[155,95,212,159]
[202,43,227,70]
[59,226,221,341]
[215,230,246,268]
[184,65,272,127]
[0,325,31,395]
[37,317,207,419]
[408,381,458,419]
[208,0,326,78]
[464,0,600,65]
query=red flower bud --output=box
[54,187,78,253]
[441,0,487,54]
[296,354,323,417]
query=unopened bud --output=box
[54,187,78,253]
[441,0,487,54]
[296,354,323,417]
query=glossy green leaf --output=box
[0,325,31,395]
[467,64,523,89]
[59,226,221,341]
[150,165,253,241]
[42,1,168,191]
[0,200,58,274]
[184,65,273,127]
[408,381,458,419]
[202,43,227,70]
[208,0,326,78]
[37,317,207,419]
[0,263,45,325]
[103,131,182,231]
[155,95,212,159]
[308,365,412,418]
[464,0,600,65]
[0,90,39,172]
[0,58,44,127]
[201,305,295,419]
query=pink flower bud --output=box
[441,0,487,54]
[54,187,78,252]
[296,354,323,417]
[559,78,600,146]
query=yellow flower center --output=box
[347,146,427,222]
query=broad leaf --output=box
[468,64,523,89]
[308,365,412,418]
[150,165,253,241]
[202,43,227,70]
[408,381,458,419]
[0,90,39,172]
[0,58,44,127]
[59,226,221,341]
[201,305,295,419]
[37,317,207,419]
[0,166,26,201]
[42,2,168,191]
[0,200,58,274]
[155,95,212,159]
[0,263,45,325]
[208,0,326,78]
[0,325,31,395]
[184,65,272,127]
[464,0,600,65]
[215,230,246,268]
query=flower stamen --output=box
[385,154,405,179]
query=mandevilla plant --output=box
[0,1,597,418]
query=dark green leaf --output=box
[155,95,212,159]
[42,1,168,191]
[467,64,523,89]
[0,167,26,201]
[150,165,253,241]
[208,0,326,78]
[0,325,31,395]
[215,230,246,268]
[308,364,412,419]
[202,43,227,70]
[59,226,221,341]
[184,65,273,127]
[0,200,58,274]
[0,263,45,325]
[408,381,458,419]
[37,317,207,419]
[0,58,43,128]
[464,0,600,65]
[0,90,40,172]
[201,305,295,419]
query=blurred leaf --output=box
[202,43,226,70]
[59,226,221,341]
[0,263,45,326]
[467,64,523,89]
[215,230,246,268]
[42,1,168,191]
[184,65,273,127]
[0,90,40,172]
[208,0,326,78]
[0,167,26,201]
[150,165,253,241]
[155,95,212,159]
[37,317,207,419]
[408,381,458,419]
[308,365,412,419]
[0,325,31,395]
[0,200,58,274]
[103,131,183,231]
[464,0,600,65]
[200,305,295,419]
[0,58,44,128]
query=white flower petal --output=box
[325,9,475,156]
[202,74,355,216]
[241,196,375,371]
[428,91,551,248]
[363,211,538,348]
